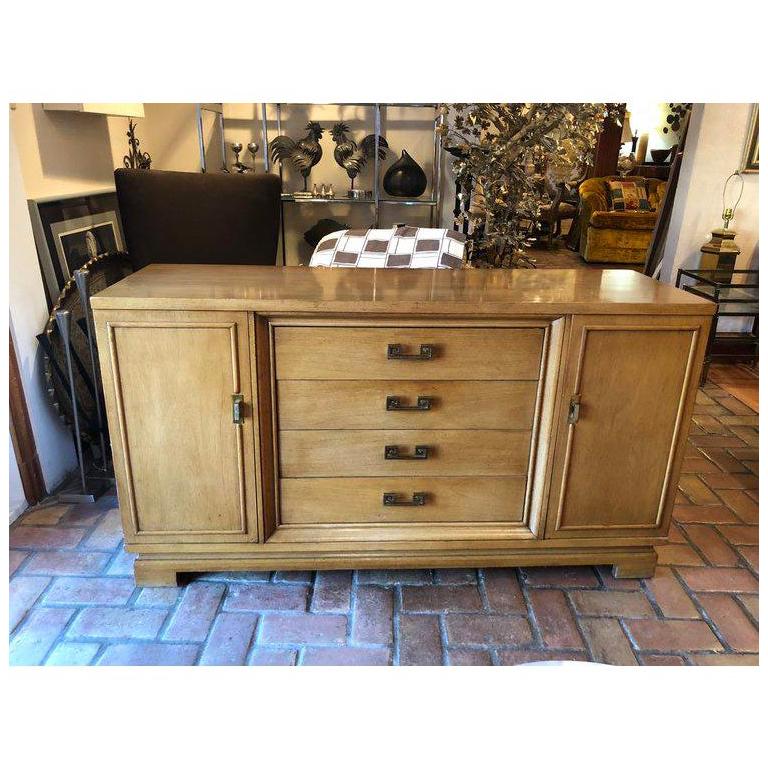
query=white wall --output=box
[12,103,120,199]
[9,436,28,523]
[9,133,78,492]
[661,103,759,283]
[10,103,211,505]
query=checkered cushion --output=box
[606,180,652,212]
[309,226,467,269]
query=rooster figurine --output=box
[330,122,389,192]
[269,121,324,192]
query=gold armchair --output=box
[577,176,666,263]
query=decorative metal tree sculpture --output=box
[123,119,152,170]
[330,122,389,192]
[439,103,621,267]
[269,121,324,192]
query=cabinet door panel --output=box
[547,316,707,539]
[97,310,260,543]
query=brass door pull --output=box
[232,394,245,425]
[568,394,581,425]
[386,395,433,411]
[387,343,434,360]
[383,492,427,507]
[384,445,429,460]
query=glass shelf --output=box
[676,266,759,383]
[677,268,758,289]
[271,103,439,109]
[280,195,439,206]
[380,199,438,206]
[281,194,374,204]
[687,285,759,303]
[716,303,759,316]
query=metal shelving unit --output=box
[260,103,444,265]
[676,268,759,383]
[196,103,227,173]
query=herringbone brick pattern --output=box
[9,381,758,665]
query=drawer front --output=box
[274,327,544,380]
[279,429,531,477]
[277,380,538,430]
[280,477,526,524]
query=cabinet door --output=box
[546,315,708,539]
[97,310,261,543]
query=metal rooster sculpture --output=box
[269,121,324,191]
[330,122,389,191]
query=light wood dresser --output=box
[91,265,714,586]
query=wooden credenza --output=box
[91,265,714,586]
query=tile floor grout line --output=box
[615,617,642,665]
[563,588,599,662]
[192,585,228,665]
[518,577,545,651]
[732,595,759,632]
[668,566,733,654]
[38,605,86,666]
[392,585,403,666]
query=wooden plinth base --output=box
[133,546,659,587]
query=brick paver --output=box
[8,380,759,665]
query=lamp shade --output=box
[621,113,633,144]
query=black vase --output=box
[383,150,427,198]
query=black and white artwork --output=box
[28,190,125,309]
[52,215,120,275]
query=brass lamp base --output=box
[699,227,740,272]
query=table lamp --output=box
[699,171,745,272]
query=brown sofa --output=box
[577,175,666,264]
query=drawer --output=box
[277,380,538,430]
[274,327,544,380]
[279,429,531,477]
[280,477,526,524]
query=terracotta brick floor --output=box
[9,380,758,666]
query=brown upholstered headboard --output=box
[115,168,282,269]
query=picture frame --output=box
[741,104,759,173]
[28,189,125,309]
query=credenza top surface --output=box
[91,264,715,316]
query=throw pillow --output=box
[309,226,467,269]
[606,180,652,212]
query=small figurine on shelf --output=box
[231,142,249,173]
[331,122,388,198]
[384,150,427,197]
[230,140,260,173]
[269,122,324,192]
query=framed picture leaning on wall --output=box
[28,189,125,309]
[741,104,758,173]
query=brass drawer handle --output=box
[387,343,434,360]
[384,445,429,460]
[568,394,581,425]
[383,492,427,506]
[232,394,245,425]
[386,395,433,411]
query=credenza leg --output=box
[134,558,180,587]
[612,548,658,579]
